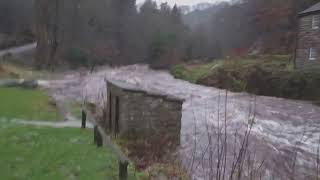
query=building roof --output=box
[106,79,184,102]
[300,2,320,16]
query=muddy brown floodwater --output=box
[45,65,320,180]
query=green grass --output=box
[0,87,60,121]
[0,120,146,180]
[171,55,320,102]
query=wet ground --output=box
[41,65,320,180]
[9,119,93,129]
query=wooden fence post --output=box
[94,125,103,147]
[81,110,86,129]
[93,125,130,180]
[119,160,128,180]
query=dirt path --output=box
[42,65,320,180]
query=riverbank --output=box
[170,55,320,104]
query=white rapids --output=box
[45,65,320,180]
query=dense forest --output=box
[0,0,319,69]
[0,0,34,49]
[184,0,320,56]
[32,0,188,69]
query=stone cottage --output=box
[104,79,183,144]
[296,2,320,68]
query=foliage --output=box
[183,2,254,57]
[146,163,189,180]
[63,48,89,69]
[202,55,292,90]
[31,0,188,69]
[0,87,59,121]
[148,32,182,69]
[0,61,47,79]
[139,1,187,69]
[183,0,320,56]
[3,0,320,69]
[170,61,223,83]
[172,55,320,103]
[0,64,10,78]
[241,0,319,53]
[0,120,146,180]
[149,33,176,61]
[115,130,179,171]
[0,0,34,35]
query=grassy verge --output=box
[170,61,222,83]
[0,62,48,79]
[0,120,146,180]
[0,87,60,121]
[171,55,320,103]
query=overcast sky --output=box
[136,0,226,6]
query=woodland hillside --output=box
[0,0,319,69]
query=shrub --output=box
[0,65,6,77]
[170,64,193,81]
[170,61,222,83]
[63,48,89,69]
[116,129,178,170]
[19,29,35,42]
[197,58,320,103]
[148,32,183,69]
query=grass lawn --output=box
[0,87,60,121]
[0,120,146,180]
[170,61,222,83]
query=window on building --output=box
[312,15,320,29]
[309,47,317,61]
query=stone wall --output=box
[104,80,183,145]
[296,14,320,68]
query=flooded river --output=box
[47,65,320,180]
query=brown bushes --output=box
[198,59,320,103]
